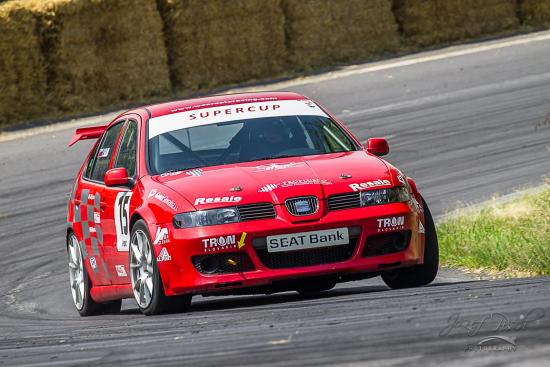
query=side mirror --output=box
[366,138,389,156]
[105,168,130,186]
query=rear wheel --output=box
[67,233,121,316]
[382,196,439,289]
[129,220,191,315]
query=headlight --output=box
[360,187,410,207]
[173,207,240,228]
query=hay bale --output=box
[0,1,47,128]
[158,0,287,90]
[283,0,400,70]
[522,0,550,27]
[395,0,519,47]
[24,0,170,114]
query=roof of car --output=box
[144,92,307,119]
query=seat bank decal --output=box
[148,100,328,139]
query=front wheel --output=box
[129,220,191,315]
[382,196,439,289]
[67,232,121,316]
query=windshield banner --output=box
[148,100,328,139]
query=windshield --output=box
[148,101,358,175]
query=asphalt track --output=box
[1,32,550,366]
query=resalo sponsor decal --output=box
[115,265,127,277]
[153,227,169,245]
[377,216,405,232]
[148,189,178,211]
[194,196,241,205]
[157,247,171,262]
[349,179,391,192]
[253,162,305,172]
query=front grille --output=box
[237,203,276,221]
[285,196,318,216]
[192,252,255,274]
[327,192,361,211]
[255,240,357,269]
[362,231,411,257]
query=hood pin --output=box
[229,186,243,192]
[340,174,352,179]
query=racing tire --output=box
[67,232,122,316]
[381,196,439,289]
[295,279,337,296]
[129,220,191,316]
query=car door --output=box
[78,120,126,285]
[101,117,140,284]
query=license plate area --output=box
[266,227,349,253]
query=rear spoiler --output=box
[68,125,107,147]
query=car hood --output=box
[154,151,394,210]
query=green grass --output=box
[437,186,550,277]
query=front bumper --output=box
[154,201,425,296]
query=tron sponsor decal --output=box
[149,100,328,139]
[258,179,332,192]
[115,265,127,277]
[349,179,391,192]
[153,227,169,245]
[202,235,237,252]
[157,248,171,262]
[377,216,405,232]
[148,189,178,211]
[114,192,132,251]
[194,196,241,206]
[253,162,305,172]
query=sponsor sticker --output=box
[94,212,101,224]
[88,194,95,201]
[157,247,171,262]
[148,189,178,211]
[349,179,391,192]
[149,100,328,139]
[98,148,110,158]
[258,179,332,193]
[376,216,405,232]
[89,257,97,270]
[419,221,425,234]
[153,227,169,245]
[115,265,127,277]
[202,235,237,252]
[194,196,241,206]
[397,174,406,186]
[186,169,203,177]
[253,162,305,172]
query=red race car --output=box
[66,92,438,316]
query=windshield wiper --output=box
[159,166,204,175]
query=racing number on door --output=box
[115,192,132,251]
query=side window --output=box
[88,122,125,182]
[83,142,100,179]
[114,120,138,178]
